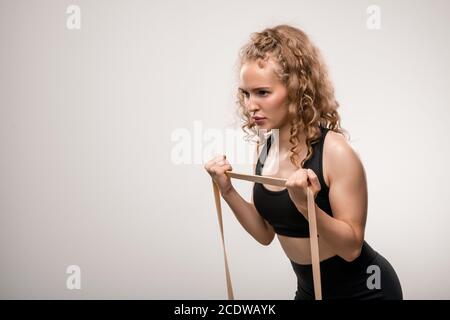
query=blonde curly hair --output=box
[235,24,350,168]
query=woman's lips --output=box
[252,117,266,124]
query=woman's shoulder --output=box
[323,129,348,150]
[323,129,365,187]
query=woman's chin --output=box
[256,122,271,129]
[259,125,275,132]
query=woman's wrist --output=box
[221,186,236,200]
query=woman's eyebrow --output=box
[238,86,272,91]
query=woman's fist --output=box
[285,168,321,218]
[204,155,233,195]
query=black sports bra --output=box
[252,126,334,238]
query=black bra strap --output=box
[255,126,327,175]
[255,134,273,175]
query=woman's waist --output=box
[290,241,379,276]
[278,234,338,264]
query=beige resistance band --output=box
[212,171,322,300]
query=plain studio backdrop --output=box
[1,0,449,299]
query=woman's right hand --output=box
[204,154,233,195]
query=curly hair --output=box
[235,24,350,168]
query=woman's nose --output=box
[248,104,258,112]
[247,96,259,112]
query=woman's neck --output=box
[269,123,305,154]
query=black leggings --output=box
[291,241,403,300]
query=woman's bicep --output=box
[327,138,368,243]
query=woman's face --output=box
[239,58,290,131]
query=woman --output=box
[204,25,402,300]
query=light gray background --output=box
[1,0,449,299]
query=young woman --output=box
[204,25,403,300]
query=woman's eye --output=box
[240,90,268,98]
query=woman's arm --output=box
[294,132,368,262]
[316,133,368,262]
[222,187,275,246]
[220,143,275,246]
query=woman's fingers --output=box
[306,169,321,193]
[204,154,227,171]
[204,155,233,195]
[214,162,232,174]
[204,155,233,180]
[286,169,309,188]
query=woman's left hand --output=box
[285,168,321,219]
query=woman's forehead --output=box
[239,59,280,89]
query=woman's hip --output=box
[291,241,403,300]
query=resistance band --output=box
[212,171,322,300]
